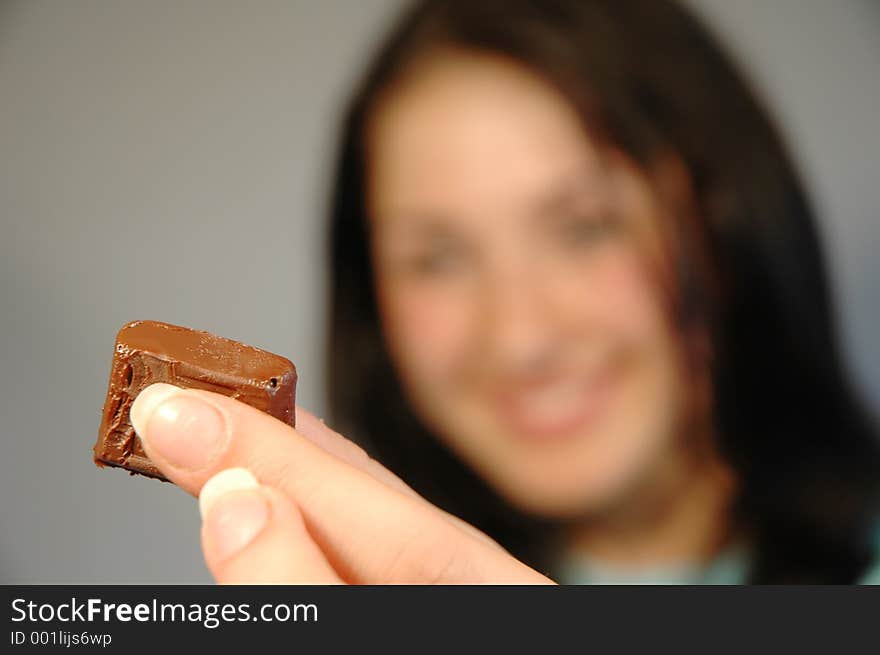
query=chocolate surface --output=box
[94,320,297,480]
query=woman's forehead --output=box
[368,50,593,153]
[365,52,607,216]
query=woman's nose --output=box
[478,260,563,372]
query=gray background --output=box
[1,0,878,583]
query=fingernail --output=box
[199,468,259,519]
[131,382,228,471]
[200,469,269,561]
[130,383,181,435]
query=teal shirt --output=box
[557,539,880,584]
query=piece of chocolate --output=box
[94,320,297,480]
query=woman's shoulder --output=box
[860,564,880,584]
[858,521,880,584]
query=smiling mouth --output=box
[493,366,616,442]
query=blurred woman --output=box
[326,0,880,583]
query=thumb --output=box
[199,468,343,584]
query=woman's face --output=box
[366,51,691,519]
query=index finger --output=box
[295,406,507,551]
[293,406,422,501]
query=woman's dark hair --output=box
[327,0,880,583]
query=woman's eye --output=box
[558,212,616,247]
[406,243,469,276]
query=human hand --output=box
[129,383,555,585]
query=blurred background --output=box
[1,0,878,583]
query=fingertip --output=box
[201,481,343,585]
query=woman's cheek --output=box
[579,245,669,345]
[380,281,475,384]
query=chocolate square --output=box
[94,320,297,480]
